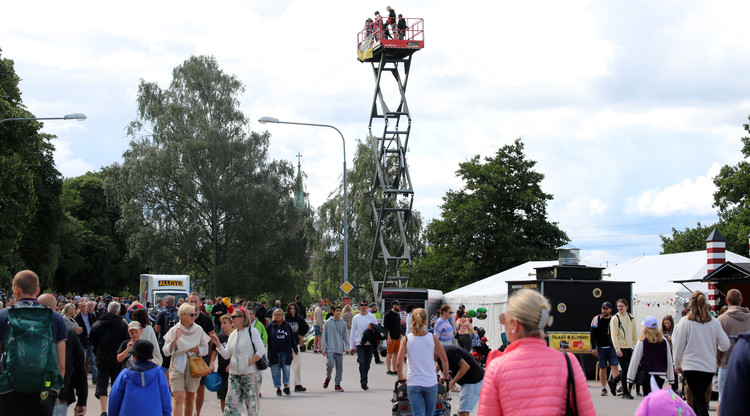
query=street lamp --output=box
[258,116,349,285]
[0,113,87,124]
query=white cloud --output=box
[626,163,721,216]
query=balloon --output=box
[467,309,477,317]
[476,307,487,314]
[476,312,487,320]
[205,372,223,392]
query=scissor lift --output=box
[357,18,424,300]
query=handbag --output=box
[563,352,577,416]
[189,355,211,377]
[247,328,268,370]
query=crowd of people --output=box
[3,268,750,416]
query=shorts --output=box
[597,346,618,368]
[458,380,483,412]
[314,325,322,336]
[387,338,401,354]
[170,368,202,393]
[95,366,120,398]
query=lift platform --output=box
[359,18,424,301]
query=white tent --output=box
[443,251,750,349]
[443,261,559,349]
[604,250,750,326]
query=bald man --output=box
[0,270,67,415]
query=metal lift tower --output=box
[357,18,424,301]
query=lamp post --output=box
[0,113,87,124]
[258,116,349,285]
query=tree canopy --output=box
[412,138,568,291]
[110,55,308,299]
[0,50,64,289]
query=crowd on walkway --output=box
[2,268,750,416]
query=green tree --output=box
[660,115,750,256]
[660,222,717,254]
[310,139,425,300]
[111,55,307,299]
[55,170,144,294]
[413,138,568,291]
[712,115,750,255]
[0,50,64,289]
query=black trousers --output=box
[683,370,713,416]
[357,344,374,382]
[0,389,57,416]
[619,348,633,393]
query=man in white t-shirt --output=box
[349,300,378,390]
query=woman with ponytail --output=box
[478,289,595,416]
[672,291,730,416]
[396,308,450,416]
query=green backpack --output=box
[0,304,63,394]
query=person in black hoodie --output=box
[211,298,228,335]
[89,301,129,416]
[285,303,310,392]
[267,308,299,396]
[55,328,88,416]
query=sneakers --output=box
[283,387,291,395]
[600,387,607,396]
[335,385,344,392]
[386,371,398,376]
[323,378,330,389]
[622,392,634,400]
[294,385,307,392]
[616,385,623,396]
[276,388,282,397]
[361,381,368,390]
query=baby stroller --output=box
[392,380,451,416]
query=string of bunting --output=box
[631,295,690,308]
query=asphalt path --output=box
[72,351,716,415]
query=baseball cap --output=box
[128,321,142,331]
[642,316,658,329]
[391,300,400,306]
[601,301,613,309]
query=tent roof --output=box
[604,250,750,294]
[444,260,559,303]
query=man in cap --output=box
[591,301,620,396]
[116,321,143,366]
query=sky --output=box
[3,0,750,269]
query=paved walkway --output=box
[72,352,716,415]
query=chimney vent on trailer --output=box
[706,228,726,310]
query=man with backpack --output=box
[717,289,750,414]
[89,301,129,416]
[590,301,620,396]
[153,295,179,373]
[0,270,67,415]
[609,298,637,400]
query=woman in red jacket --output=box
[478,289,595,416]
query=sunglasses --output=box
[188,313,197,317]
[359,304,367,307]
[231,315,243,319]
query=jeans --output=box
[85,344,98,381]
[52,399,68,416]
[356,344,374,382]
[407,384,438,416]
[270,353,291,388]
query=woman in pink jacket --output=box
[478,289,595,416]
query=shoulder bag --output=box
[563,352,578,416]
[248,328,268,370]
[189,355,211,377]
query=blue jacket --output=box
[722,331,750,416]
[108,361,171,416]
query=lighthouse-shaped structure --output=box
[357,18,424,300]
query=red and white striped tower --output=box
[706,228,726,310]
